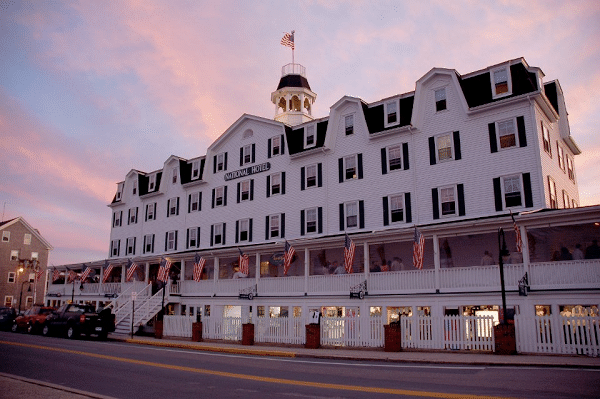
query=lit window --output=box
[492,67,511,97]
[435,88,446,111]
[497,119,516,149]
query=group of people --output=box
[370,257,404,273]
[552,240,600,261]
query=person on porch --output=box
[480,251,494,266]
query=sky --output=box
[1,0,599,266]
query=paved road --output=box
[1,332,599,399]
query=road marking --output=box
[1,340,514,399]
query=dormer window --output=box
[345,114,354,135]
[192,161,200,179]
[492,67,511,97]
[435,88,447,111]
[305,125,315,148]
[116,183,123,201]
[149,174,156,191]
[172,168,178,184]
[384,100,399,127]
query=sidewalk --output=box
[109,333,600,369]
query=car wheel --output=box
[42,324,50,336]
[11,322,18,333]
[27,323,34,334]
[67,325,78,339]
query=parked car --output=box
[42,303,115,339]
[11,305,56,333]
[0,307,17,331]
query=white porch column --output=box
[304,248,309,295]
[144,262,150,284]
[363,242,369,285]
[213,257,219,297]
[180,258,186,282]
[255,253,260,285]
[433,234,440,293]
[121,265,125,283]
[520,225,530,277]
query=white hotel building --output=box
[46,58,600,353]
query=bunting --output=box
[238,248,249,275]
[344,233,356,274]
[413,227,425,270]
[283,240,296,276]
[193,253,206,282]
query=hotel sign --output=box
[224,162,271,181]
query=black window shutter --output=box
[210,225,214,246]
[523,172,533,207]
[176,197,180,215]
[251,144,255,163]
[405,193,412,223]
[265,216,269,240]
[453,131,462,160]
[339,203,345,231]
[281,135,285,154]
[165,232,168,251]
[224,152,227,170]
[317,163,323,187]
[382,197,389,226]
[237,182,241,203]
[457,183,465,216]
[517,116,527,147]
[127,209,130,225]
[432,188,440,219]
[281,213,285,238]
[166,200,170,217]
[266,176,271,197]
[489,123,498,153]
[403,143,410,170]
[133,237,136,255]
[198,194,201,211]
[338,158,344,183]
[222,223,226,245]
[223,186,227,206]
[357,154,363,179]
[188,194,192,213]
[300,210,305,236]
[248,219,253,242]
[143,235,147,253]
[359,200,365,228]
[120,211,123,226]
[493,177,503,211]
[235,221,239,243]
[174,231,178,250]
[281,172,286,195]
[144,206,148,222]
[250,179,254,200]
[300,167,305,191]
[136,207,138,223]
[151,234,155,252]
[239,147,243,166]
[429,137,437,165]
[318,207,323,233]
[213,156,217,173]
[211,189,215,208]
[381,148,388,175]
[196,228,200,247]
[187,228,190,248]
[267,138,272,158]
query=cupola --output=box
[271,63,316,126]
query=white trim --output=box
[490,65,512,99]
[384,99,400,128]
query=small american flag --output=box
[193,253,206,282]
[283,240,296,276]
[35,268,44,282]
[67,269,77,283]
[157,257,172,283]
[511,211,522,253]
[80,265,93,282]
[126,259,139,282]
[344,233,356,274]
[413,227,425,269]
[238,248,249,275]
[52,268,60,282]
[102,261,114,283]
[280,31,295,50]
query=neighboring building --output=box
[1,217,52,310]
[46,58,599,352]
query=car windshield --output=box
[67,304,94,313]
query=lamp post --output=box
[19,281,31,313]
[497,228,509,324]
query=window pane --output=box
[437,135,453,160]
[388,145,402,170]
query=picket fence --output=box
[515,315,600,357]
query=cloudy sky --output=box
[1,0,599,266]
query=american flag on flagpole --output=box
[102,260,114,283]
[238,248,249,275]
[52,267,60,282]
[35,267,44,282]
[126,259,139,282]
[80,265,93,282]
[158,257,172,283]
[510,211,523,253]
[280,31,295,50]
[413,227,425,269]
[283,240,296,276]
[67,269,77,283]
[193,253,206,282]
[344,233,356,274]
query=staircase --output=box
[110,284,165,335]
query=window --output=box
[345,114,354,135]
[240,180,251,201]
[237,219,250,242]
[542,123,552,156]
[344,155,358,180]
[437,134,453,161]
[435,88,446,111]
[10,250,18,261]
[429,131,462,165]
[113,211,122,227]
[132,180,137,195]
[149,174,156,191]
[166,231,177,251]
[2,231,9,242]
[389,194,404,223]
[267,214,283,238]
[143,234,154,254]
[212,223,225,245]
[388,145,403,171]
[557,144,565,171]
[172,168,178,184]
[4,296,13,307]
[126,237,136,255]
[24,233,31,245]
[31,252,38,260]
[7,272,15,283]
[306,208,317,233]
[548,176,558,209]
[271,135,281,156]
[497,119,517,149]
[562,190,571,209]
[270,173,281,196]
[167,197,179,217]
[145,203,156,221]
[345,201,358,229]
[189,192,201,212]
[305,125,315,148]
[440,186,456,216]
[187,227,200,248]
[110,240,120,257]
[384,100,399,126]
[242,144,253,165]
[128,207,138,224]
[116,183,123,201]
[215,152,226,172]
[303,163,322,189]
[192,161,200,179]
[492,67,511,97]
[214,186,225,207]
[567,156,575,181]
[503,175,522,207]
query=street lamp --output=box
[19,281,31,313]
[497,228,510,324]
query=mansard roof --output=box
[276,74,312,91]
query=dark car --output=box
[11,305,55,333]
[0,307,17,331]
[42,303,115,339]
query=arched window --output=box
[278,97,287,113]
[304,98,311,115]
[290,96,301,112]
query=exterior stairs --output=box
[107,284,165,335]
